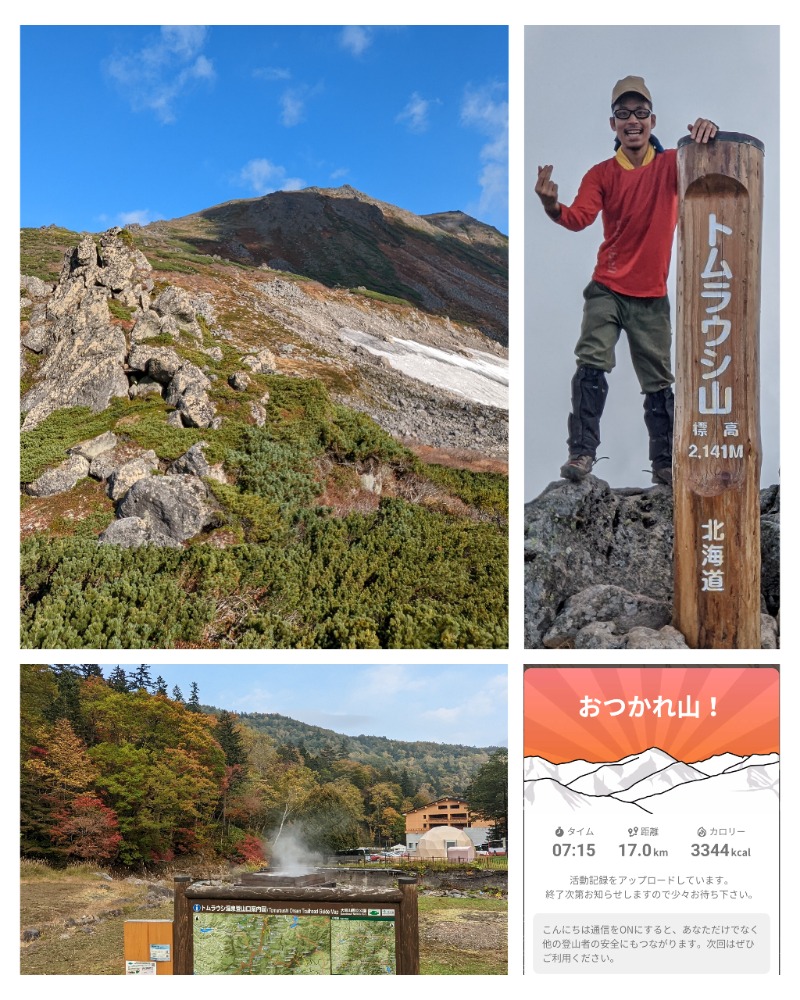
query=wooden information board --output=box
[172,876,419,975]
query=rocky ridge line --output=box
[524,476,779,649]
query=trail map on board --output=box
[193,912,396,975]
[331,916,395,974]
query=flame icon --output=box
[697,827,707,837]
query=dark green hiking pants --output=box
[575,280,674,394]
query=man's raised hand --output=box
[536,164,560,216]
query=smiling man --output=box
[535,75,717,485]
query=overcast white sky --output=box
[524,25,779,499]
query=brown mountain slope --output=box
[146,185,508,345]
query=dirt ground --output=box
[21,865,507,976]
[420,908,507,950]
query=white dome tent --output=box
[415,825,475,860]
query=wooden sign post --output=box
[673,132,764,648]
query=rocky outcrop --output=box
[20,231,144,429]
[127,345,217,427]
[20,229,220,432]
[525,476,780,649]
[130,285,214,344]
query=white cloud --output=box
[460,82,508,225]
[330,167,349,181]
[280,89,306,127]
[118,209,161,226]
[238,159,305,195]
[359,665,430,699]
[254,66,291,81]
[104,25,215,124]
[160,26,207,60]
[226,686,277,713]
[395,92,438,134]
[422,706,462,723]
[278,83,323,127]
[340,26,373,57]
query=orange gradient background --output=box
[524,666,778,763]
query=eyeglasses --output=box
[612,107,653,120]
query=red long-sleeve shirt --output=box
[555,148,678,298]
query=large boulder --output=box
[163,362,215,428]
[127,345,184,382]
[98,516,183,549]
[166,442,226,483]
[68,431,118,461]
[115,475,220,543]
[542,584,671,648]
[573,621,689,650]
[23,454,90,497]
[129,310,166,343]
[21,274,54,299]
[21,301,50,353]
[107,451,159,501]
[524,477,674,647]
[525,476,780,648]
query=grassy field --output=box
[20,861,506,975]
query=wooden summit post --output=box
[673,132,764,648]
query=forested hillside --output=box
[21,665,499,867]
[236,712,500,793]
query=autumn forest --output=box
[20,664,505,868]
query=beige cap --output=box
[611,75,652,107]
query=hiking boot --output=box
[651,465,673,486]
[560,454,595,481]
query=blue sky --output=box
[97,663,508,748]
[21,25,508,234]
